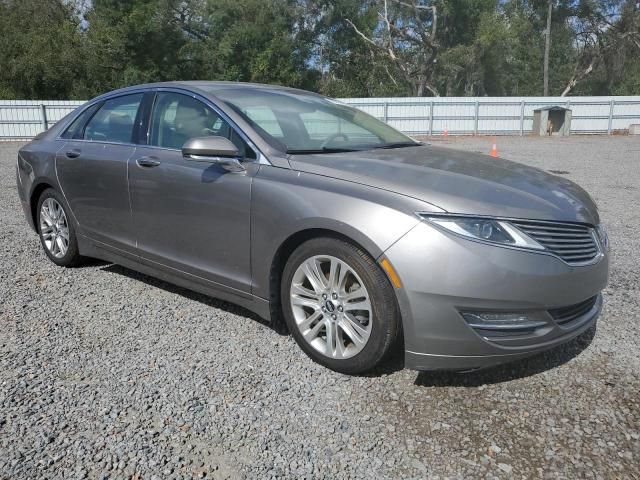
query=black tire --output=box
[281,237,401,374]
[36,188,83,267]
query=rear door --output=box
[56,93,144,251]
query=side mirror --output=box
[182,136,245,173]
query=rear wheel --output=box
[36,188,82,267]
[281,237,400,374]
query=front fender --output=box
[250,166,442,299]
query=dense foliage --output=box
[0,0,638,99]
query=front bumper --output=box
[383,221,609,371]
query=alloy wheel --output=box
[289,255,373,359]
[40,198,69,258]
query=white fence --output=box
[1,96,640,141]
[0,100,84,140]
[341,96,640,136]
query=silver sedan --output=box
[16,82,609,374]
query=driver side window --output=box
[148,92,255,159]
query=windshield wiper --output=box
[373,141,422,149]
[287,142,421,154]
[287,147,362,154]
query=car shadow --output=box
[99,263,288,336]
[365,348,407,376]
[413,325,596,387]
[74,257,111,268]
[201,163,227,183]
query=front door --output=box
[56,93,144,251]
[129,91,256,293]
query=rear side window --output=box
[61,103,101,139]
[84,94,143,144]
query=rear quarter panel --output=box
[17,139,65,230]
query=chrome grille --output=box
[511,220,600,265]
[549,296,599,326]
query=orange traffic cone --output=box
[490,141,498,158]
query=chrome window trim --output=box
[53,138,141,149]
[417,212,604,267]
[56,87,271,166]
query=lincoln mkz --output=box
[16,82,609,374]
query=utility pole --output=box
[543,0,553,96]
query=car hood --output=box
[289,144,600,225]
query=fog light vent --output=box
[461,311,547,339]
[548,295,599,327]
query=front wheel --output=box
[281,237,401,374]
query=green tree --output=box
[187,0,318,89]
[0,0,638,99]
[81,0,198,95]
[309,0,408,97]
[562,0,640,95]
[0,0,86,99]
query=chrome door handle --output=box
[136,157,161,168]
[66,149,81,158]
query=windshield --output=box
[209,87,417,153]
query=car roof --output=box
[93,81,322,101]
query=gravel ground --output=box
[1,136,639,479]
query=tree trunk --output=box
[560,61,594,96]
[543,0,553,96]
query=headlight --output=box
[420,215,545,250]
[596,224,609,250]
